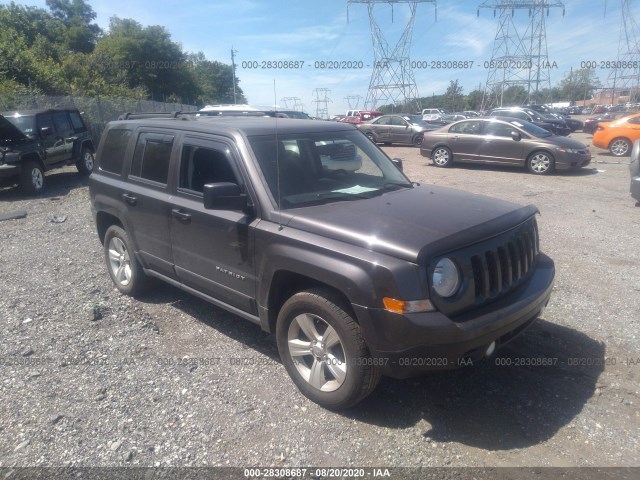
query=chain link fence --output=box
[0,94,198,144]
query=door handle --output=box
[171,208,191,222]
[122,193,137,206]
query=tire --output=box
[412,134,423,147]
[609,138,632,157]
[19,160,45,195]
[103,225,150,296]
[276,288,381,410]
[431,146,453,167]
[527,151,555,175]
[76,147,94,175]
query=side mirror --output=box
[40,126,52,136]
[203,182,247,211]
[511,131,522,141]
[391,158,403,171]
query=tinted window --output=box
[6,114,36,134]
[373,116,391,125]
[36,114,54,135]
[484,122,517,137]
[130,133,173,184]
[53,112,72,133]
[390,116,407,126]
[449,121,481,134]
[179,145,238,193]
[69,111,86,132]
[99,129,131,174]
[628,116,640,125]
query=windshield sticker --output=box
[332,185,378,195]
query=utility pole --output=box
[231,47,238,104]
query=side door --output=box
[170,137,257,315]
[369,116,391,142]
[36,113,64,166]
[121,130,176,279]
[447,120,484,162]
[389,116,411,143]
[52,111,75,162]
[477,121,525,165]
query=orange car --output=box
[592,112,640,156]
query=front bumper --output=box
[353,253,555,378]
[631,176,640,202]
[0,163,20,178]
[556,150,592,169]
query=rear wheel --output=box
[527,151,555,175]
[432,146,453,167]
[412,134,423,147]
[76,147,94,175]
[103,225,150,296]
[609,138,632,157]
[19,160,45,195]
[276,289,381,410]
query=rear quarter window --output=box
[99,129,131,175]
[69,111,86,132]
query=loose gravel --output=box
[0,129,638,471]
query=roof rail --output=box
[117,111,199,120]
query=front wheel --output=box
[276,289,381,410]
[76,147,94,175]
[527,151,555,175]
[19,160,45,195]
[609,138,632,157]
[432,146,453,167]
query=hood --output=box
[285,184,538,263]
[541,135,588,149]
[0,115,29,145]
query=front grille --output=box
[470,219,538,303]
[428,215,540,318]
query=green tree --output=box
[560,68,601,103]
[188,52,246,105]
[443,80,464,111]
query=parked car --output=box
[421,108,448,121]
[592,112,640,156]
[358,114,438,146]
[420,117,591,175]
[0,109,95,194]
[583,112,629,135]
[339,115,365,125]
[630,140,640,203]
[488,107,571,136]
[546,112,583,132]
[89,113,554,409]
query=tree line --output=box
[380,69,602,114]
[0,0,246,105]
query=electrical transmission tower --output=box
[479,1,565,110]
[313,88,332,119]
[347,0,437,110]
[607,0,640,104]
[345,95,363,109]
[281,97,305,111]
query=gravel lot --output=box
[0,127,638,473]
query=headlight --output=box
[432,258,460,298]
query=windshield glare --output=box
[248,130,412,208]
[4,115,36,135]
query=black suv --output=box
[89,114,555,409]
[0,109,95,194]
[488,107,571,136]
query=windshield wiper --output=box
[382,182,413,191]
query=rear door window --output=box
[99,129,131,175]
[130,132,174,185]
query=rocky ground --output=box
[0,129,638,478]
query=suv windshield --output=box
[4,114,36,135]
[248,130,412,208]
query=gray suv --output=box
[89,114,555,409]
[0,109,95,194]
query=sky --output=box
[6,0,638,115]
